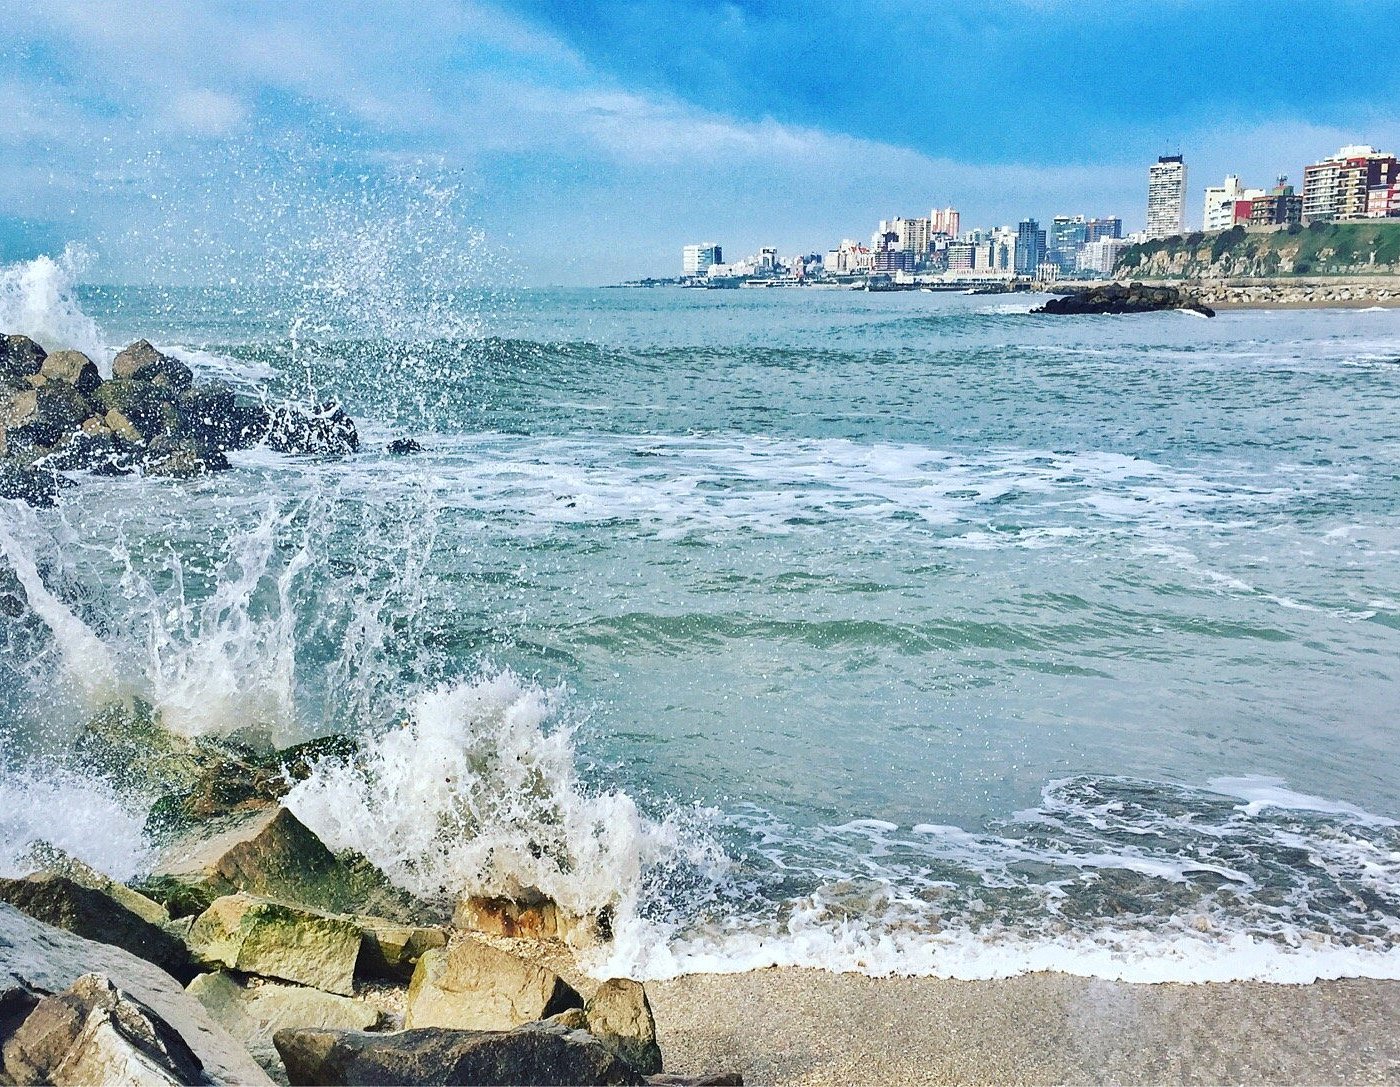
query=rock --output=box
[40,427,133,474]
[71,697,208,796]
[586,979,662,1076]
[187,894,362,996]
[187,971,378,1077]
[0,462,61,507]
[0,902,273,1084]
[0,875,192,983]
[454,892,605,946]
[645,1076,743,1086]
[92,378,180,441]
[5,381,95,451]
[178,383,268,451]
[1034,282,1215,317]
[272,1021,642,1087]
[0,335,46,380]
[0,385,38,431]
[264,401,359,456]
[387,437,421,455]
[355,918,448,982]
[1,972,209,1086]
[141,437,230,477]
[149,806,420,922]
[404,938,582,1031]
[104,407,142,442]
[112,340,194,390]
[542,1007,589,1031]
[14,843,169,927]
[38,350,103,398]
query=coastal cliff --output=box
[1116,220,1400,279]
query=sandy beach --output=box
[646,969,1400,1085]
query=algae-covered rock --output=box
[1,973,208,1087]
[404,938,582,1031]
[187,895,362,996]
[0,335,46,380]
[151,806,422,922]
[0,875,191,982]
[272,1021,642,1087]
[586,978,663,1075]
[70,697,207,796]
[14,842,170,927]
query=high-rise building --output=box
[1078,237,1129,276]
[1015,219,1046,275]
[1050,215,1089,273]
[1302,146,1400,221]
[1085,217,1122,242]
[1147,155,1187,239]
[990,226,1019,274]
[1369,182,1400,219]
[682,243,722,276]
[1202,175,1265,232]
[930,207,960,238]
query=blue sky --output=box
[3,0,1399,285]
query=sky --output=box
[3,0,1399,285]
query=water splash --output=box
[284,670,669,925]
[0,766,154,882]
[0,245,108,364]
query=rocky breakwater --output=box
[1035,282,1215,317]
[0,333,358,507]
[0,698,741,1086]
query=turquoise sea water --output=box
[3,262,1399,982]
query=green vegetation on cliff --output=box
[1116,220,1400,278]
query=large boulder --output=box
[112,340,194,390]
[273,1021,643,1087]
[178,383,268,451]
[187,971,378,1077]
[187,894,362,996]
[71,697,208,797]
[1,972,209,1086]
[141,436,230,478]
[0,335,46,380]
[0,875,191,983]
[38,349,103,398]
[1035,282,1215,317]
[91,379,180,442]
[405,938,582,1031]
[264,401,358,456]
[586,979,662,1076]
[5,381,95,451]
[0,902,273,1084]
[9,842,169,927]
[148,806,420,922]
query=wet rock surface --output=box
[0,333,360,506]
[406,938,583,1031]
[1035,282,1215,316]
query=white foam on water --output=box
[0,766,154,882]
[0,246,109,365]
[284,670,681,925]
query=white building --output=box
[1147,155,1187,239]
[682,243,722,276]
[1202,175,1264,232]
[824,239,872,275]
[1078,237,1129,276]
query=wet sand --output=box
[647,969,1400,1085]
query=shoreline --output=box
[647,968,1400,1085]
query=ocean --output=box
[3,249,1400,986]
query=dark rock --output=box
[5,380,95,450]
[141,437,231,477]
[0,335,46,380]
[38,349,103,398]
[0,874,193,983]
[179,383,269,451]
[0,902,274,1084]
[265,401,359,455]
[387,437,422,455]
[37,426,134,474]
[273,1021,644,1087]
[93,378,181,441]
[645,1076,744,1086]
[1034,282,1215,317]
[0,463,61,507]
[112,340,194,390]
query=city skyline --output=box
[4,2,1400,285]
